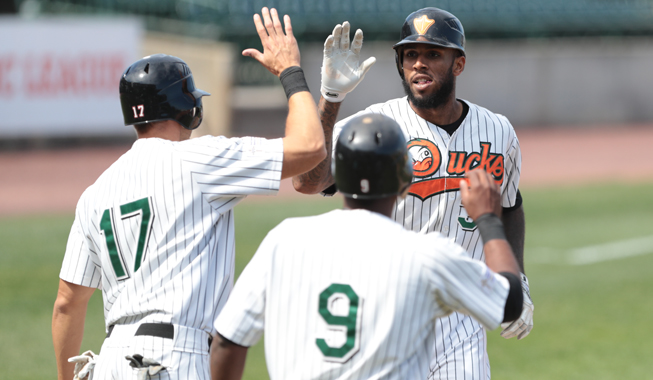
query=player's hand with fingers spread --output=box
[243,7,300,76]
[321,21,376,102]
[501,273,534,339]
[460,169,502,221]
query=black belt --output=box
[106,323,174,339]
[106,323,213,347]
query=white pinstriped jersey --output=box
[332,97,521,380]
[215,209,510,380]
[59,135,283,336]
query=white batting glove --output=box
[126,354,167,380]
[500,273,534,340]
[68,350,98,380]
[321,21,376,103]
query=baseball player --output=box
[293,8,534,380]
[210,114,523,380]
[51,7,325,380]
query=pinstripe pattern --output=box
[59,135,283,378]
[331,97,521,380]
[94,339,210,380]
[215,209,510,380]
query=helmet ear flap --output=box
[394,48,405,80]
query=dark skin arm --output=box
[502,204,525,273]
[292,97,340,194]
[460,170,520,276]
[210,333,248,380]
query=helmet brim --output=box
[392,36,465,56]
[193,89,211,97]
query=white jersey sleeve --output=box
[176,136,284,210]
[59,189,102,288]
[213,226,277,346]
[422,236,510,330]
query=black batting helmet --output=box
[392,8,466,80]
[119,54,210,130]
[333,114,413,199]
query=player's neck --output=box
[343,197,395,218]
[410,96,463,126]
[135,120,192,141]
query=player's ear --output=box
[452,54,465,76]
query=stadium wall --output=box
[232,36,653,136]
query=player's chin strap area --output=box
[125,353,167,380]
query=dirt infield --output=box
[2,124,653,216]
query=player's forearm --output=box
[210,333,248,380]
[281,91,326,180]
[292,97,340,193]
[52,280,95,380]
[483,239,521,277]
[53,311,85,380]
[52,299,87,378]
[502,204,525,272]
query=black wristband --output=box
[475,213,507,243]
[498,272,524,322]
[279,66,310,99]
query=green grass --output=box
[2,182,653,379]
[488,182,653,379]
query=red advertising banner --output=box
[0,17,142,137]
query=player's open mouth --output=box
[412,75,433,91]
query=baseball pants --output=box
[93,323,212,380]
[428,315,491,380]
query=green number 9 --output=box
[316,283,362,363]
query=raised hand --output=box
[321,21,376,102]
[243,7,301,77]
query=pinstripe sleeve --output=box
[501,118,522,208]
[214,226,278,347]
[59,190,102,289]
[178,135,284,201]
[422,237,510,330]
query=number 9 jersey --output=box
[59,135,283,334]
[214,208,511,380]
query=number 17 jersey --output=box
[59,135,283,335]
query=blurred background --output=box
[2,0,653,144]
[1,1,653,379]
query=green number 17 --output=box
[99,197,155,280]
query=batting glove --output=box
[68,350,97,380]
[321,21,376,103]
[126,353,167,380]
[500,273,534,340]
